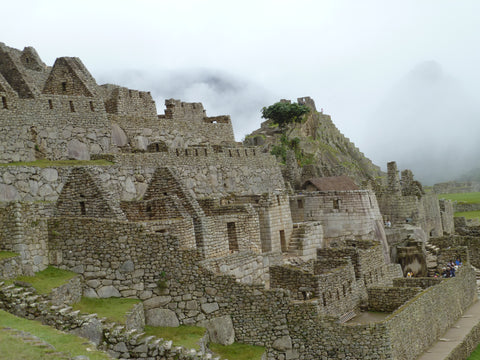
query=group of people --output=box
[435,258,462,278]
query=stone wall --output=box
[0,282,211,359]
[386,266,477,360]
[290,190,389,261]
[0,201,52,274]
[393,277,443,289]
[0,158,285,203]
[48,275,82,306]
[367,286,421,312]
[234,194,293,254]
[0,254,22,279]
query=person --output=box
[385,219,392,228]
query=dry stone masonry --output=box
[0,43,477,360]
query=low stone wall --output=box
[48,275,82,306]
[386,266,477,360]
[444,317,480,360]
[0,254,22,279]
[0,282,211,359]
[367,286,421,312]
[393,277,443,289]
[125,302,145,332]
[454,202,480,213]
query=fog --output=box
[3,0,480,185]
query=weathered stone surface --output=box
[145,308,179,327]
[72,318,103,345]
[111,123,128,146]
[67,139,89,160]
[143,295,172,309]
[201,302,219,314]
[0,184,18,201]
[97,285,121,298]
[199,315,234,345]
[272,335,293,351]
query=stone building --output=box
[0,44,476,360]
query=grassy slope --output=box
[72,297,140,324]
[437,192,480,221]
[13,266,77,294]
[437,192,480,204]
[0,310,110,359]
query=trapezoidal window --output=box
[227,222,239,252]
[62,82,67,92]
[279,229,287,252]
[69,101,75,112]
[79,195,86,215]
[297,199,303,209]
[48,99,53,109]
[2,96,7,109]
[89,101,95,112]
[333,199,340,209]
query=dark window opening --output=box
[79,201,86,215]
[175,149,179,156]
[195,149,198,156]
[279,229,286,252]
[185,149,188,156]
[48,99,53,109]
[2,96,7,109]
[322,293,327,306]
[25,57,30,63]
[227,222,239,252]
[297,199,303,209]
[89,101,95,111]
[333,199,340,209]
[62,82,67,92]
[277,195,281,206]
[146,204,152,219]
[69,101,75,112]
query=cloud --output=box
[96,68,277,141]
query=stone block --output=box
[97,285,121,298]
[145,308,179,327]
[199,315,234,345]
[201,302,219,314]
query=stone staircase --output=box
[287,224,307,255]
[425,241,440,277]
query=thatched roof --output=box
[302,176,359,191]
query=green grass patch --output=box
[209,342,265,360]
[0,251,19,260]
[0,159,113,168]
[14,266,77,294]
[0,309,110,359]
[455,211,480,221]
[468,342,480,359]
[437,192,480,204]
[72,297,140,324]
[144,325,206,350]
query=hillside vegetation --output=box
[245,98,383,186]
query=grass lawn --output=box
[437,192,480,204]
[13,266,77,294]
[209,342,265,360]
[72,297,141,324]
[0,309,110,359]
[144,325,206,349]
[0,251,19,260]
[455,210,480,221]
[0,159,113,168]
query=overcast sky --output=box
[3,0,480,184]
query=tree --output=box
[261,101,310,134]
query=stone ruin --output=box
[0,43,478,359]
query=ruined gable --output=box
[0,43,38,98]
[43,57,97,97]
[55,168,126,220]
